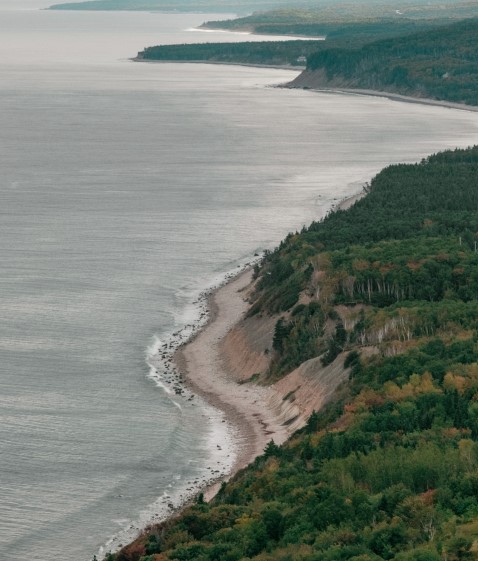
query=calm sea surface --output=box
[1,2,478,560]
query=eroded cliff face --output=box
[269,353,350,431]
[220,314,276,383]
[220,300,352,433]
[287,68,359,90]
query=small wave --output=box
[97,411,237,560]
[146,334,162,358]
[146,251,264,405]
[147,373,173,395]
[97,252,262,560]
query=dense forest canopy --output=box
[203,1,478,34]
[108,147,478,561]
[135,4,478,94]
[294,18,478,105]
[136,17,468,69]
[137,40,323,66]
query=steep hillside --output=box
[108,147,478,561]
[290,18,478,106]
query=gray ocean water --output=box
[1,2,478,560]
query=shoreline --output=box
[99,264,261,559]
[173,268,291,501]
[110,183,365,554]
[337,88,478,112]
[132,57,304,72]
[99,70,475,555]
[104,184,379,559]
[197,23,326,41]
[285,84,478,113]
[134,55,478,113]
[166,188,364,504]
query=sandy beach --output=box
[174,269,291,499]
[170,185,365,501]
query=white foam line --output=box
[97,404,237,560]
[145,252,265,405]
[97,252,264,560]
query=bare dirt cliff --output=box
[220,301,351,433]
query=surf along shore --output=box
[174,269,289,499]
[173,188,364,503]
[121,58,478,540]
[129,51,478,542]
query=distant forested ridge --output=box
[135,17,460,68]
[291,18,478,106]
[48,0,478,21]
[137,40,324,67]
[134,3,478,74]
[48,0,249,11]
[203,1,478,36]
[108,147,478,561]
[48,0,352,13]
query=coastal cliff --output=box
[220,304,352,431]
[288,18,478,107]
[108,145,478,561]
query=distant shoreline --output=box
[173,269,292,501]
[286,69,478,112]
[171,185,365,502]
[198,23,327,41]
[133,57,478,113]
[289,85,478,113]
[132,57,304,71]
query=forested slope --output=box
[137,41,323,67]
[202,1,478,36]
[136,17,441,67]
[291,18,478,105]
[137,9,478,83]
[109,147,478,561]
[136,18,453,68]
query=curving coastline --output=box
[286,71,478,113]
[173,269,292,500]
[171,188,365,504]
[134,55,478,114]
